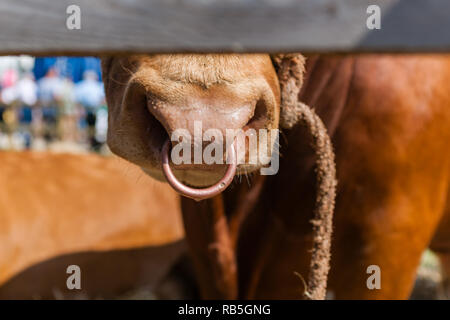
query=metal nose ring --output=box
[161,139,237,201]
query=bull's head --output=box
[101,54,305,191]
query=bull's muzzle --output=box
[161,139,237,201]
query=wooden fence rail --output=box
[0,0,449,55]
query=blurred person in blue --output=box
[17,73,38,118]
[74,70,105,150]
[33,57,101,84]
[58,76,78,142]
[94,99,108,152]
[16,72,38,148]
[37,67,62,141]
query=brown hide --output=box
[102,54,450,299]
[181,55,450,299]
[236,54,450,299]
[0,151,184,299]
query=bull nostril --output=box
[245,99,269,130]
[151,117,170,149]
[145,99,170,152]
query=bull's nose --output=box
[147,99,261,172]
[148,100,256,140]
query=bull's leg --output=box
[327,140,448,299]
[180,196,238,299]
[238,202,446,299]
[329,217,437,299]
[237,198,444,299]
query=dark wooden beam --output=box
[0,0,449,55]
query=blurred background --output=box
[0,56,108,154]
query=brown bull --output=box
[0,151,184,299]
[102,54,450,299]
